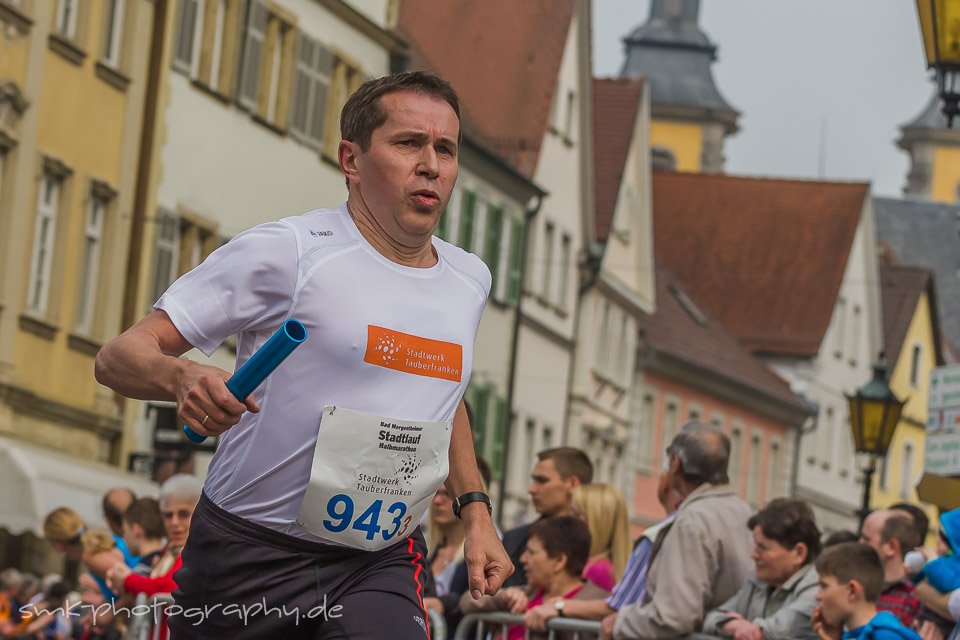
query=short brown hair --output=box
[747,498,822,564]
[124,498,164,540]
[529,516,591,577]
[815,542,884,601]
[880,511,921,558]
[537,447,594,484]
[340,71,461,152]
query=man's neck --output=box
[139,539,165,557]
[346,196,436,268]
[846,602,878,631]
[883,559,906,583]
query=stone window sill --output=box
[48,32,87,67]
[19,313,58,340]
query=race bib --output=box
[297,405,452,551]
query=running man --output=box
[95,71,511,639]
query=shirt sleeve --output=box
[702,584,747,635]
[607,538,652,611]
[123,556,182,597]
[155,221,299,356]
[754,582,820,640]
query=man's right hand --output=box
[177,361,258,437]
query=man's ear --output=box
[339,140,361,186]
[568,476,583,490]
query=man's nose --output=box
[417,147,439,178]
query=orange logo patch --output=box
[364,325,463,382]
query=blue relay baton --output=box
[183,319,308,443]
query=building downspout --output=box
[496,194,544,524]
[123,0,168,330]
[791,397,820,498]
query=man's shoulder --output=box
[434,237,492,294]
[279,207,358,250]
[501,523,532,546]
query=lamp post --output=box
[915,0,960,127]
[846,359,907,529]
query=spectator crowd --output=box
[2,420,959,640]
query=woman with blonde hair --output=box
[571,483,631,591]
[43,507,125,599]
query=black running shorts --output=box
[167,493,432,639]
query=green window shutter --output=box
[484,205,503,293]
[437,201,450,240]
[491,395,509,480]
[506,216,525,305]
[458,191,477,251]
[472,384,491,458]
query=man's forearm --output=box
[445,400,485,496]
[561,598,615,621]
[95,312,191,400]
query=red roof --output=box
[640,266,810,413]
[652,172,869,356]
[593,77,645,242]
[397,0,574,178]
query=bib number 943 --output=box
[322,494,413,541]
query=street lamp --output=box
[846,359,907,528]
[915,0,960,127]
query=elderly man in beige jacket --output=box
[602,422,754,640]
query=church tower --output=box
[620,0,739,173]
[898,90,960,202]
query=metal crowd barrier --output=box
[453,612,602,639]
[123,592,174,640]
[451,612,723,640]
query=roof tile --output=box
[652,172,869,356]
[593,77,644,242]
[398,0,574,178]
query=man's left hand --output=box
[600,612,618,640]
[462,504,513,599]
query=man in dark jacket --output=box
[501,447,593,587]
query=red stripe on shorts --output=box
[408,536,431,640]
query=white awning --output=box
[0,435,159,537]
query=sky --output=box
[592,0,936,197]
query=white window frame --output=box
[27,172,61,316]
[901,442,914,499]
[730,422,744,490]
[595,299,610,372]
[558,232,571,312]
[910,344,922,388]
[75,191,107,334]
[767,438,783,500]
[663,397,680,459]
[55,0,78,39]
[541,220,555,301]
[687,402,703,422]
[173,0,204,76]
[637,391,656,470]
[747,431,763,505]
[820,407,834,469]
[833,296,846,359]
[265,22,283,122]
[102,0,125,67]
[209,0,227,92]
[150,209,181,306]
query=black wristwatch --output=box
[452,491,492,519]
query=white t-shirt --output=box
[156,204,490,541]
